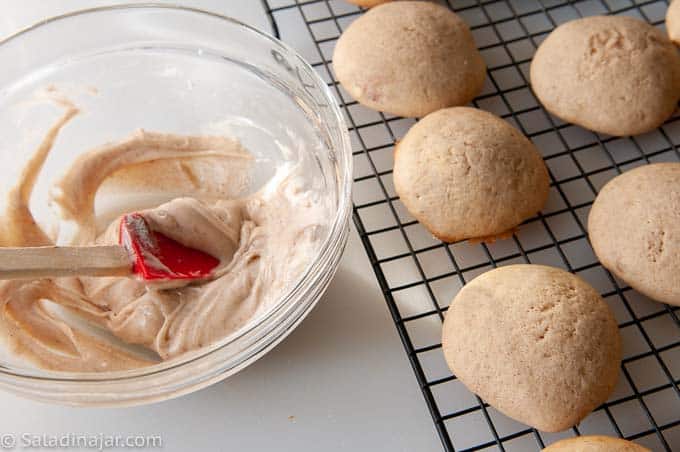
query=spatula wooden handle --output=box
[0,245,132,280]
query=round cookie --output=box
[530,16,680,136]
[332,1,486,118]
[668,0,680,46]
[442,265,621,432]
[588,163,680,306]
[346,0,391,7]
[543,435,650,451]
[393,107,549,243]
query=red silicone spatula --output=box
[0,213,220,281]
[118,213,219,281]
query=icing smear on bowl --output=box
[0,98,330,372]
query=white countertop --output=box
[0,1,440,451]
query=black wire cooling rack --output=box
[263,0,680,450]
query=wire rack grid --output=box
[263,0,680,450]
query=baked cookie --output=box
[668,1,680,46]
[346,0,391,7]
[543,435,650,451]
[442,265,621,432]
[530,16,680,136]
[588,163,680,306]
[333,1,486,118]
[393,107,549,243]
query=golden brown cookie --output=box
[530,16,680,136]
[442,265,621,432]
[333,1,486,118]
[542,435,650,451]
[393,107,549,243]
[346,0,391,7]
[588,163,680,306]
[668,0,680,45]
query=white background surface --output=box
[0,2,440,451]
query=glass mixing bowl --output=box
[0,5,352,405]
